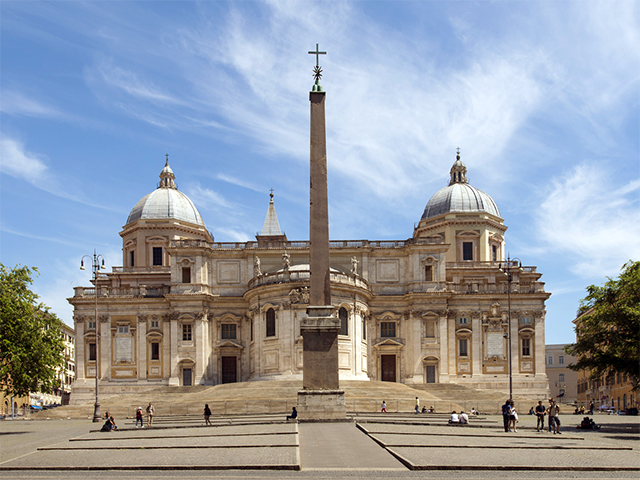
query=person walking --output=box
[508,401,518,432]
[535,400,546,432]
[146,402,155,427]
[501,399,511,432]
[547,399,561,434]
[135,407,144,428]
[381,400,387,413]
[203,404,212,426]
[415,397,420,414]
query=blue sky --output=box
[1,0,638,345]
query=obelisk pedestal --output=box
[297,56,346,421]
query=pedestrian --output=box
[286,406,297,421]
[589,401,594,415]
[135,407,144,428]
[508,401,518,432]
[547,399,561,434]
[535,400,546,432]
[204,404,212,425]
[415,397,420,414]
[547,398,554,432]
[381,400,387,413]
[146,402,155,427]
[501,398,511,432]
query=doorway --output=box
[381,355,396,382]
[221,356,237,384]
[426,365,436,383]
[182,368,192,386]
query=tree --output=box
[566,261,640,390]
[0,264,66,398]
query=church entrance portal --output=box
[182,368,192,386]
[381,355,396,382]
[221,356,237,384]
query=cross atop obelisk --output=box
[308,43,326,92]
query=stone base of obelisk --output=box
[297,306,347,421]
[297,389,347,421]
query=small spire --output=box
[260,190,282,236]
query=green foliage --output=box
[565,261,640,390]
[0,264,66,398]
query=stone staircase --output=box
[30,380,543,420]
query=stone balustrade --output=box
[248,269,369,290]
[72,285,170,298]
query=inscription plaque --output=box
[116,336,132,363]
[486,331,504,357]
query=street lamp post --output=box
[498,255,522,402]
[80,250,106,422]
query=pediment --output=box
[373,337,405,348]
[216,339,244,350]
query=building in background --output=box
[69,155,551,402]
[573,310,638,412]
[545,344,577,405]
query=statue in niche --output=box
[254,256,261,277]
[351,256,358,275]
[282,250,290,271]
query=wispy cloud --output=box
[0,91,64,118]
[0,135,123,212]
[216,173,263,192]
[535,162,640,277]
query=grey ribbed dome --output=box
[421,152,500,220]
[126,160,205,227]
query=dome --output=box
[420,152,501,221]
[126,159,206,227]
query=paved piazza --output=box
[1,413,638,479]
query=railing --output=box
[111,266,171,274]
[73,286,170,298]
[446,283,544,294]
[170,238,445,251]
[248,269,370,290]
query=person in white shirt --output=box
[459,411,469,424]
[448,411,459,423]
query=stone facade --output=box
[69,156,551,400]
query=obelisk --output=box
[297,44,346,420]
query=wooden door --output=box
[221,356,237,384]
[182,368,192,386]
[381,355,396,382]
[426,365,436,383]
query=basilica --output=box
[69,153,550,398]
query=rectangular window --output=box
[547,355,553,365]
[459,338,468,357]
[462,242,473,261]
[559,373,565,382]
[151,342,160,360]
[88,343,96,361]
[152,247,163,266]
[492,245,497,261]
[182,324,192,341]
[150,320,159,329]
[425,321,436,338]
[129,250,135,267]
[559,355,564,365]
[362,318,367,340]
[117,325,129,334]
[458,316,468,325]
[250,319,254,341]
[87,321,96,331]
[522,338,531,356]
[221,324,237,339]
[182,267,191,284]
[381,322,396,338]
[425,265,433,282]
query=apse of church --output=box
[69,153,550,400]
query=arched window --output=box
[339,307,348,336]
[266,308,276,337]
